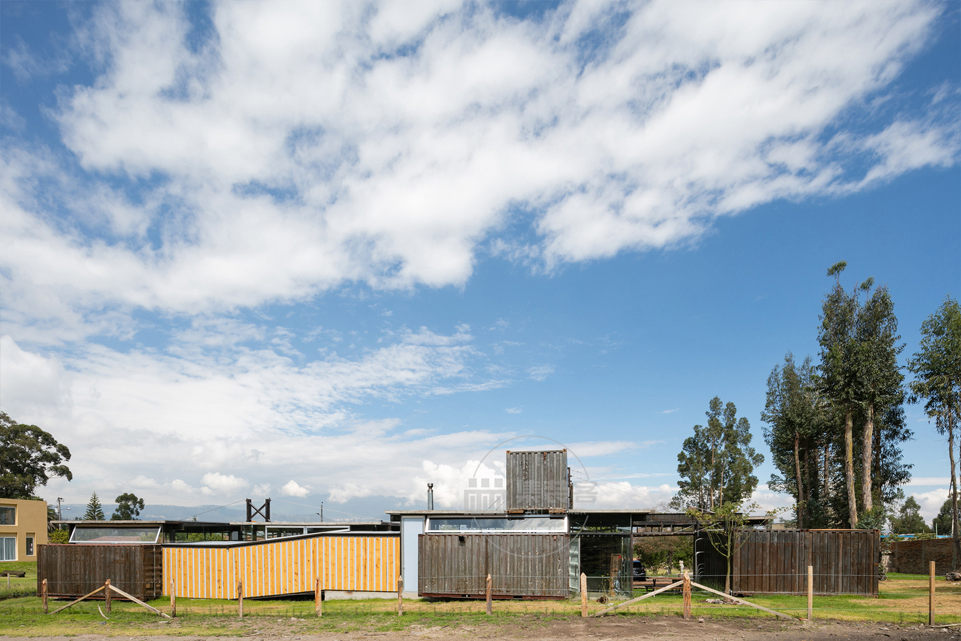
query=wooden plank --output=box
[108,583,171,618]
[592,579,685,616]
[689,580,795,620]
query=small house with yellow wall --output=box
[0,498,48,562]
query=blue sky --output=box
[1,0,958,523]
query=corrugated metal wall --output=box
[695,529,878,596]
[162,533,399,598]
[505,450,569,511]
[37,544,163,600]
[418,533,569,598]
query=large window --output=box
[70,526,161,543]
[0,537,15,561]
[0,506,15,525]
[426,516,567,533]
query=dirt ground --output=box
[2,617,959,641]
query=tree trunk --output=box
[844,410,858,528]
[949,409,960,570]
[823,443,830,501]
[794,430,804,529]
[862,403,874,514]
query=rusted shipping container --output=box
[505,450,570,512]
[695,529,878,596]
[163,532,399,599]
[418,533,569,598]
[37,543,163,600]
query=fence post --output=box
[580,572,588,618]
[807,565,813,621]
[397,576,403,616]
[486,573,492,615]
[104,579,111,614]
[170,578,176,618]
[238,581,243,619]
[929,560,935,626]
[42,578,48,614]
[682,571,691,620]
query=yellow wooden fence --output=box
[162,534,399,598]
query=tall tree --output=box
[933,498,956,536]
[908,297,961,568]
[84,492,105,520]
[855,283,904,513]
[818,262,861,528]
[674,397,763,510]
[889,496,930,534]
[762,354,828,528]
[0,411,72,499]
[111,493,145,520]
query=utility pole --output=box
[57,497,63,521]
[316,501,324,522]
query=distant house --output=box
[0,498,48,562]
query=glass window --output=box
[0,537,15,561]
[426,516,566,533]
[0,506,14,525]
[70,526,161,543]
[25,534,34,556]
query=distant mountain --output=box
[53,495,420,523]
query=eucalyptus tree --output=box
[818,262,861,528]
[908,297,961,567]
[762,354,827,528]
[855,283,904,513]
[674,396,764,510]
[0,411,72,499]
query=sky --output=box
[1,0,959,525]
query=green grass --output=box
[0,573,957,636]
[0,561,37,599]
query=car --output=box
[632,560,647,581]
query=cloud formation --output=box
[1,0,957,332]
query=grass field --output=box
[1,561,958,636]
[0,561,36,599]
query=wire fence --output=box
[19,565,961,627]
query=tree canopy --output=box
[111,493,145,520]
[0,411,72,499]
[889,496,930,534]
[674,396,763,511]
[908,297,961,568]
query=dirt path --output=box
[2,617,958,641]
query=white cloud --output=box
[505,407,522,414]
[281,480,310,498]
[528,365,555,381]
[201,472,247,495]
[0,0,954,335]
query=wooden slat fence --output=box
[37,544,163,600]
[418,533,569,598]
[162,533,399,599]
[696,529,878,596]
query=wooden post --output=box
[580,572,588,618]
[485,573,492,615]
[315,577,322,617]
[807,565,813,621]
[170,578,176,618]
[682,571,691,620]
[929,560,935,626]
[238,581,244,619]
[41,578,48,614]
[397,576,403,616]
[104,579,111,614]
